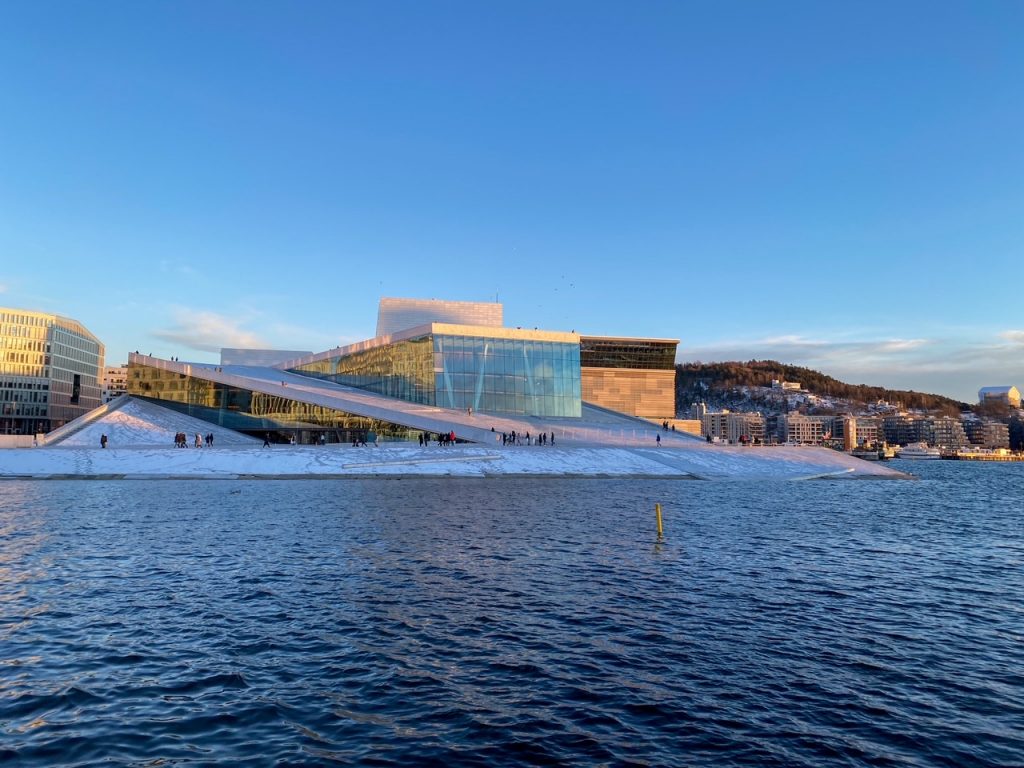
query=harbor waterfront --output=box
[1,462,1021,766]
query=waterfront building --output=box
[842,416,857,451]
[701,411,730,441]
[779,413,832,445]
[287,323,583,418]
[882,415,930,446]
[978,385,1021,409]
[579,335,678,418]
[127,298,679,443]
[930,416,969,449]
[882,415,968,448]
[0,307,104,434]
[701,411,766,444]
[102,364,128,403]
[852,417,882,446]
[965,420,1010,449]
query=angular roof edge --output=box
[277,323,581,370]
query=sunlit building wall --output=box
[0,307,104,434]
[579,336,678,418]
[376,298,503,337]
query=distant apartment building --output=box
[833,416,882,447]
[102,364,128,403]
[701,410,766,444]
[702,411,731,441]
[0,307,104,434]
[882,415,930,446]
[853,417,881,446]
[779,413,832,445]
[771,380,801,391]
[965,420,1010,449]
[930,417,969,448]
[978,386,1021,408]
[883,415,968,447]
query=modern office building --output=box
[0,307,104,434]
[126,297,680,444]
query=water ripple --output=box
[0,464,1022,765]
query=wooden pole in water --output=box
[655,503,664,538]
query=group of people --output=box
[660,420,676,432]
[174,432,214,448]
[419,431,457,446]
[500,430,553,446]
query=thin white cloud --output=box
[999,330,1024,344]
[266,320,362,351]
[152,308,266,353]
[158,260,198,278]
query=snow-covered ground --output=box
[1,443,906,480]
[0,395,906,480]
[58,397,261,448]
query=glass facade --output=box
[0,308,104,434]
[127,363,422,443]
[432,334,580,417]
[291,335,436,405]
[290,331,581,418]
[579,337,677,370]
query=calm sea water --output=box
[1,461,1022,766]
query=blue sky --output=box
[1,1,1021,403]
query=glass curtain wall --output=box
[290,335,435,405]
[579,339,676,369]
[291,333,582,417]
[127,363,421,443]
[434,334,581,417]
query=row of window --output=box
[0,391,47,403]
[580,340,677,370]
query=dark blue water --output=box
[1,462,1022,766]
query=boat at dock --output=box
[895,442,942,460]
[949,448,1024,462]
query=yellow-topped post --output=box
[655,503,664,538]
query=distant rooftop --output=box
[978,386,1018,395]
[376,297,503,337]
